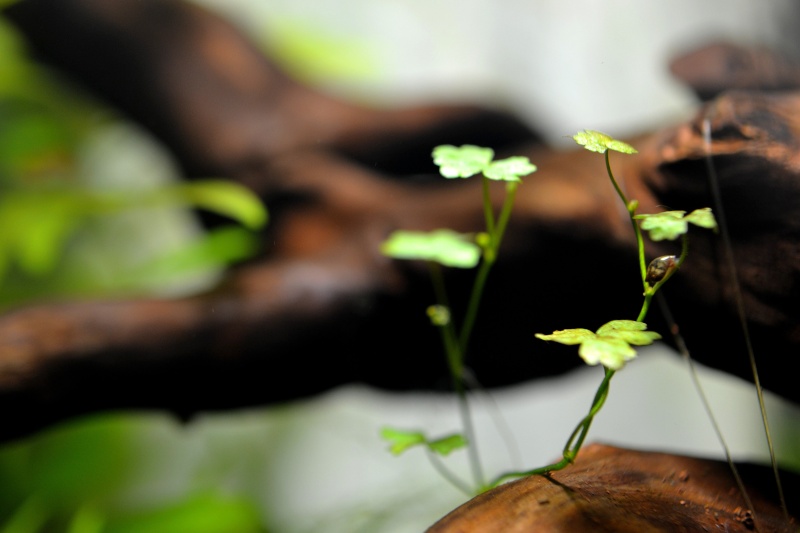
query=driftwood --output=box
[428,443,798,532]
[1,0,799,528]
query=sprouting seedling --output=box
[490,130,718,486]
[380,428,473,495]
[381,427,467,457]
[380,144,536,494]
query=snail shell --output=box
[645,255,678,285]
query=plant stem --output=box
[482,175,495,236]
[490,151,676,487]
[426,450,474,496]
[428,261,484,489]
[429,263,461,379]
[459,180,519,353]
[605,151,647,288]
[489,366,614,486]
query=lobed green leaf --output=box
[579,337,636,370]
[482,156,537,182]
[432,144,494,178]
[536,320,661,370]
[380,428,426,456]
[535,328,595,345]
[427,434,468,456]
[573,130,638,154]
[684,207,718,230]
[381,229,481,268]
[635,208,717,241]
[596,320,661,346]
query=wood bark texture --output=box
[429,444,798,533]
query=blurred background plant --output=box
[0,9,271,532]
[0,14,266,312]
[1,1,799,533]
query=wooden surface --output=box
[429,444,797,533]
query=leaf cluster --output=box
[432,145,537,182]
[536,320,662,371]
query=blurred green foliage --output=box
[0,415,268,533]
[0,16,267,311]
[0,9,269,532]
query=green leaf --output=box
[579,337,636,369]
[432,144,494,178]
[596,320,662,346]
[684,207,718,230]
[381,229,481,268]
[573,130,638,154]
[635,208,717,241]
[168,181,268,230]
[482,156,537,182]
[535,328,595,345]
[380,428,426,456]
[536,320,661,370]
[427,434,467,456]
[380,428,466,457]
[634,210,686,241]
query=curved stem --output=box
[605,151,647,286]
[489,367,615,486]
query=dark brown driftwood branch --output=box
[428,444,798,532]
[2,0,800,442]
[2,0,799,529]
[670,41,800,101]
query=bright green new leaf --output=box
[635,208,717,241]
[483,156,537,182]
[535,328,595,345]
[573,130,638,154]
[432,144,494,178]
[380,428,466,457]
[579,337,636,368]
[380,428,426,456]
[536,320,661,370]
[596,319,662,346]
[684,207,718,230]
[381,229,481,268]
[427,434,468,456]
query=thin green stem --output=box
[426,450,474,496]
[482,175,495,236]
[459,181,519,353]
[428,261,484,489]
[429,263,461,379]
[605,151,647,286]
[459,260,492,356]
[489,367,614,486]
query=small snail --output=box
[645,255,678,285]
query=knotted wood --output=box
[429,444,797,533]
